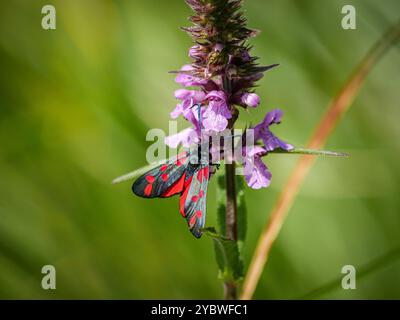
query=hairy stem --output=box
[224,281,237,300]
[240,19,400,300]
[221,72,239,300]
[225,162,238,241]
[224,161,238,299]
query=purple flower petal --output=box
[171,89,206,120]
[175,65,194,84]
[170,104,183,119]
[170,100,192,119]
[244,145,266,158]
[203,100,232,132]
[244,156,272,189]
[206,90,227,101]
[198,90,233,132]
[184,106,204,135]
[189,45,199,57]
[174,89,192,100]
[189,45,205,60]
[174,89,206,102]
[263,109,283,125]
[165,128,199,149]
[254,109,293,151]
[175,65,208,87]
[259,130,293,152]
[203,113,228,132]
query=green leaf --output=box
[203,228,244,282]
[270,147,349,157]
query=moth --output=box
[132,103,220,238]
[132,144,218,238]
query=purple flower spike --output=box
[165,1,295,190]
[254,109,293,152]
[241,92,260,108]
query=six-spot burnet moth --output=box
[132,104,218,238]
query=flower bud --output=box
[241,93,260,108]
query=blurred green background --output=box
[0,0,399,299]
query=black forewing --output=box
[132,154,189,198]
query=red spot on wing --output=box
[161,165,168,172]
[191,195,198,202]
[204,167,209,180]
[199,190,204,198]
[195,210,202,218]
[161,173,168,182]
[162,172,187,198]
[189,215,197,227]
[146,175,155,183]
[175,153,188,167]
[197,169,203,183]
[144,184,153,196]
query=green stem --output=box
[224,161,238,299]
